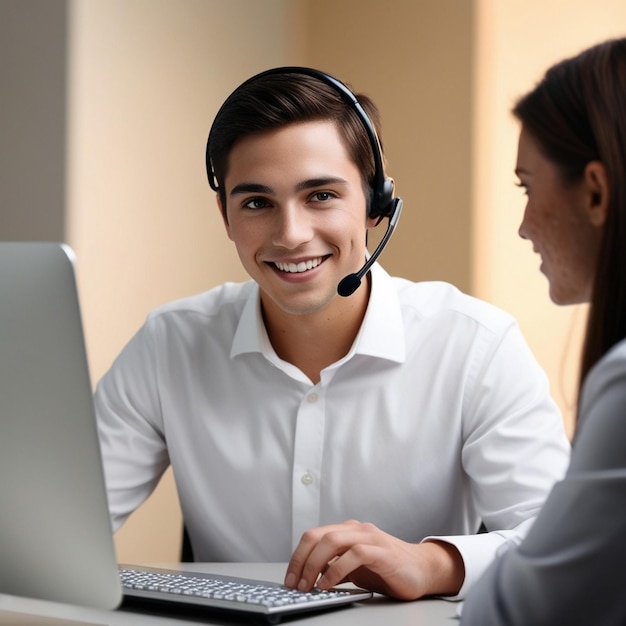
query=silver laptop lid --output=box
[0,242,121,609]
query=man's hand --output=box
[283,520,465,600]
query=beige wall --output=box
[302,0,475,293]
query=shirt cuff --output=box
[422,531,516,600]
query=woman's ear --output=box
[584,160,609,228]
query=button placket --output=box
[291,384,325,549]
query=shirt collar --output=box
[353,262,405,363]
[230,263,406,364]
[231,282,267,358]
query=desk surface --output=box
[0,563,459,625]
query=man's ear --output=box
[366,214,380,228]
[216,195,233,241]
[584,160,609,228]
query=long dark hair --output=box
[513,38,626,409]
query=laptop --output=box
[0,242,372,623]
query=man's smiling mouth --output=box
[273,257,325,273]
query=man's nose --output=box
[272,204,314,248]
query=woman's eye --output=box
[515,181,529,196]
[243,197,270,209]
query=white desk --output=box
[0,563,459,625]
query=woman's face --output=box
[515,126,606,305]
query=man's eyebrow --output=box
[229,182,273,197]
[229,178,349,197]
[295,177,349,192]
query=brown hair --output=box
[513,38,626,408]
[206,71,383,217]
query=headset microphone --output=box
[337,197,403,297]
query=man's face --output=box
[219,120,375,318]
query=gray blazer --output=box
[462,338,626,625]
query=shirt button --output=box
[307,392,318,403]
[301,473,314,485]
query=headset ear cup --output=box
[369,178,395,219]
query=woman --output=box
[462,38,626,625]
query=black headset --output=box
[205,67,403,296]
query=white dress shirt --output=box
[461,338,626,623]
[95,263,570,599]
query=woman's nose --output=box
[518,207,530,241]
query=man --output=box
[96,67,569,600]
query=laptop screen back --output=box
[0,242,121,609]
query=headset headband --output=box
[205,66,395,219]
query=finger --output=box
[284,523,360,590]
[284,525,336,588]
[296,527,368,591]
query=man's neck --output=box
[261,283,370,384]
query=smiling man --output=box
[95,68,570,602]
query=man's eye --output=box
[244,198,270,209]
[311,191,335,202]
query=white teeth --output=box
[274,257,323,273]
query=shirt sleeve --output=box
[95,319,170,531]
[425,321,571,600]
[460,346,626,625]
